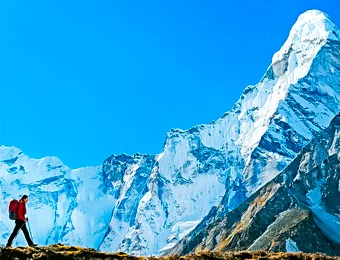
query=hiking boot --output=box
[29,243,37,247]
[6,244,13,249]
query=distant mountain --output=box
[0,9,340,255]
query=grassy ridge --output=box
[0,244,339,260]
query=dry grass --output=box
[161,251,340,260]
[0,245,339,260]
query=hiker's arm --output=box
[17,203,25,221]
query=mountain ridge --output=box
[167,113,340,256]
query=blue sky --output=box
[0,0,339,168]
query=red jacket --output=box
[17,201,27,221]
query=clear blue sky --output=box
[0,0,339,168]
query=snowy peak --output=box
[0,146,23,161]
[0,145,70,186]
[271,10,339,80]
[275,9,339,60]
[289,10,339,43]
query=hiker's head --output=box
[21,195,28,203]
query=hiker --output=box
[6,195,37,248]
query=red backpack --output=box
[8,199,19,220]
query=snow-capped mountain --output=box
[0,146,115,248]
[167,113,340,256]
[0,9,340,255]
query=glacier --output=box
[1,9,340,255]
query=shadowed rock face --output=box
[167,114,340,256]
[0,245,339,260]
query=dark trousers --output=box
[7,219,33,246]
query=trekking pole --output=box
[27,220,34,242]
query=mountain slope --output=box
[167,114,340,256]
[1,10,340,255]
[107,10,340,255]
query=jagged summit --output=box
[271,10,339,82]
[0,145,23,161]
[287,9,338,42]
[271,10,340,84]
[275,9,339,54]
